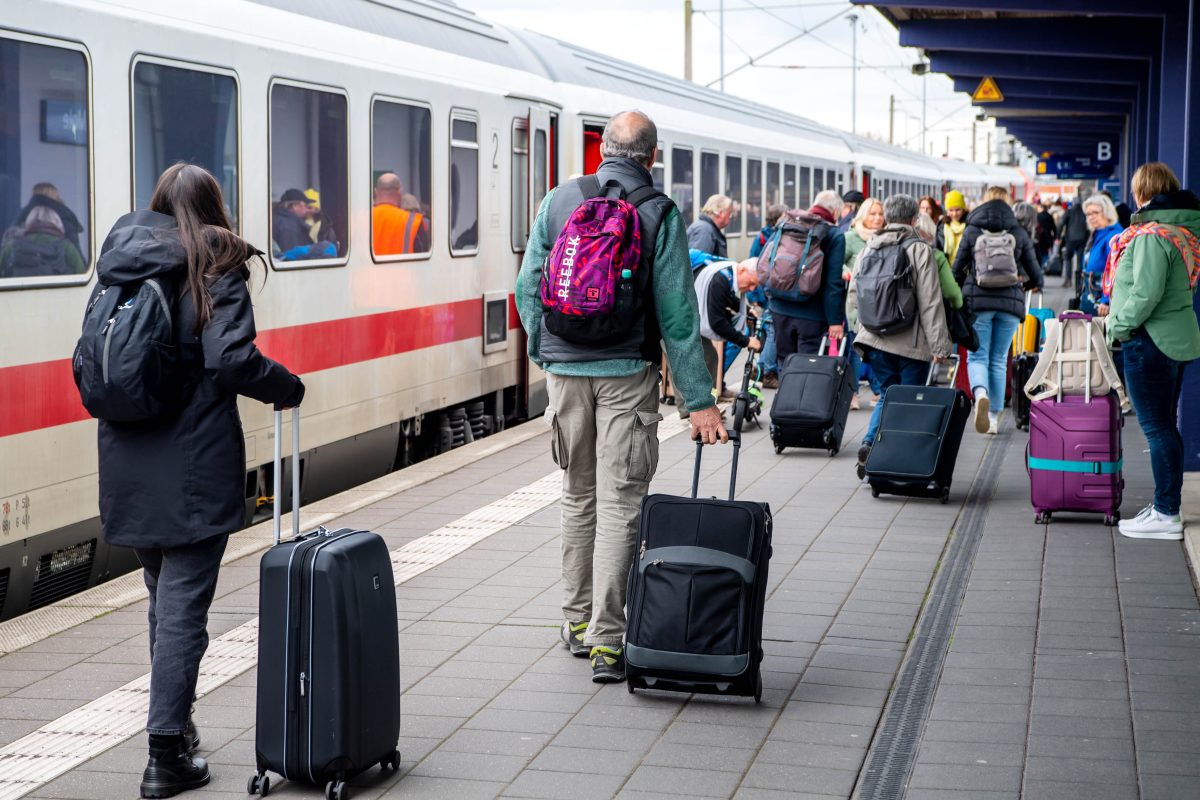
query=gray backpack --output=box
[973,231,1020,288]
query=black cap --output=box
[842,190,865,204]
[280,188,314,205]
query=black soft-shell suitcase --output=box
[865,361,971,504]
[769,337,854,456]
[625,354,773,702]
[250,409,401,800]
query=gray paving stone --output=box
[501,769,625,799]
[1022,779,1137,800]
[754,741,862,770]
[740,762,858,795]
[410,749,529,782]
[1023,755,1136,784]
[915,739,1026,767]
[380,776,507,800]
[922,720,1028,744]
[1025,734,1133,761]
[528,744,642,776]
[908,763,1022,792]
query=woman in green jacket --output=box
[1106,162,1200,541]
[843,197,884,408]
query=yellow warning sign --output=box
[972,76,1004,103]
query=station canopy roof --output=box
[853,1,1185,165]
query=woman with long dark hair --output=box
[93,164,304,797]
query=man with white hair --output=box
[687,194,734,258]
[768,190,848,363]
[695,258,762,397]
[515,110,726,684]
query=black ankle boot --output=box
[141,736,210,798]
[184,714,200,752]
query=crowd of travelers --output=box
[61,104,1199,799]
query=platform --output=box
[0,368,1196,800]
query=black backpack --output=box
[73,277,184,422]
[0,234,69,278]
[856,238,920,337]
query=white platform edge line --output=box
[0,412,694,798]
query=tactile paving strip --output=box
[0,410,694,799]
[855,416,1011,800]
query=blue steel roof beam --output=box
[949,77,1137,103]
[927,52,1146,86]
[853,0,1178,16]
[898,18,1160,60]
[967,97,1134,115]
[991,116,1126,129]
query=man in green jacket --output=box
[1106,163,1200,541]
[515,111,726,683]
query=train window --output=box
[825,170,836,194]
[0,35,90,285]
[813,168,825,194]
[700,151,719,208]
[746,158,762,231]
[784,164,797,209]
[652,143,665,193]
[671,146,694,224]
[533,130,548,213]
[133,60,238,227]
[449,111,479,255]
[511,121,528,251]
[371,97,432,260]
[798,166,812,209]
[766,162,781,208]
[724,155,743,236]
[269,81,348,267]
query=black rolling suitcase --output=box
[768,336,854,456]
[250,409,401,800]
[865,359,971,504]
[626,349,773,702]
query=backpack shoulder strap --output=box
[1025,318,1063,401]
[579,174,604,200]
[625,185,665,207]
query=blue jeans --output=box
[1122,331,1190,515]
[759,313,778,375]
[846,328,864,390]
[967,310,1021,409]
[137,533,228,734]
[862,347,930,445]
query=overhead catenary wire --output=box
[703,6,847,88]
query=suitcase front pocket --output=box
[631,547,755,673]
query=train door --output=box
[861,167,873,197]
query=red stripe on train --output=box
[0,296,524,439]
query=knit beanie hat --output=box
[944,190,966,210]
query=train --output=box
[0,0,1030,621]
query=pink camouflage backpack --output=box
[540,177,661,344]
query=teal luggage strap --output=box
[1026,455,1123,475]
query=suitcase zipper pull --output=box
[639,540,647,559]
[650,559,663,567]
[299,672,306,696]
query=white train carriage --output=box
[0,0,1027,620]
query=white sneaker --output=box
[986,417,999,435]
[1118,505,1183,540]
[973,392,990,434]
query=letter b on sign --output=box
[1097,142,1112,162]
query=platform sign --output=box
[1036,148,1117,179]
[1098,178,1123,198]
[971,77,1003,103]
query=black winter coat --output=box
[952,200,1044,320]
[94,211,304,549]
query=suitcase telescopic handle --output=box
[927,353,961,387]
[691,338,754,501]
[273,407,301,545]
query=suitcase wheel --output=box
[247,773,270,797]
[754,672,763,704]
[325,780,349,800]
[774,444,785,455]
[627,682,636,695]
[380,749,401,772]
[1104,514,1117,527]
[827,446,838,458]
[1035,511,1052,525]
[870,487,880,498]
[939,489,950,505]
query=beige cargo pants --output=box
[545,365,662,648]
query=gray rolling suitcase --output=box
[250,409,401,800]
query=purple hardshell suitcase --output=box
[1027,393,1123,526]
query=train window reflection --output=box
[784,163,797,209]
[700,151,719,209]
[134,61,238,227]
[799,166,811,209]
[766,161,781,208]
[724,155,742,236]
[0,37,90,282]
[533,130,548,213]
[746,158,762,231]
[269,83,348,265]
[371,98,432,259]
[511,121,528,251]
[813,168,825,194]
[671,146,694,224]
[449,110,479,255]
[652,143,665,193]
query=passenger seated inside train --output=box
[271,187,337,261]
[0,182,88,278]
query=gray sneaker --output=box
[560,621,589,657]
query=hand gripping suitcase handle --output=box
[927,352,961,387]
[273,407,301,545]
[818,334,847,357]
